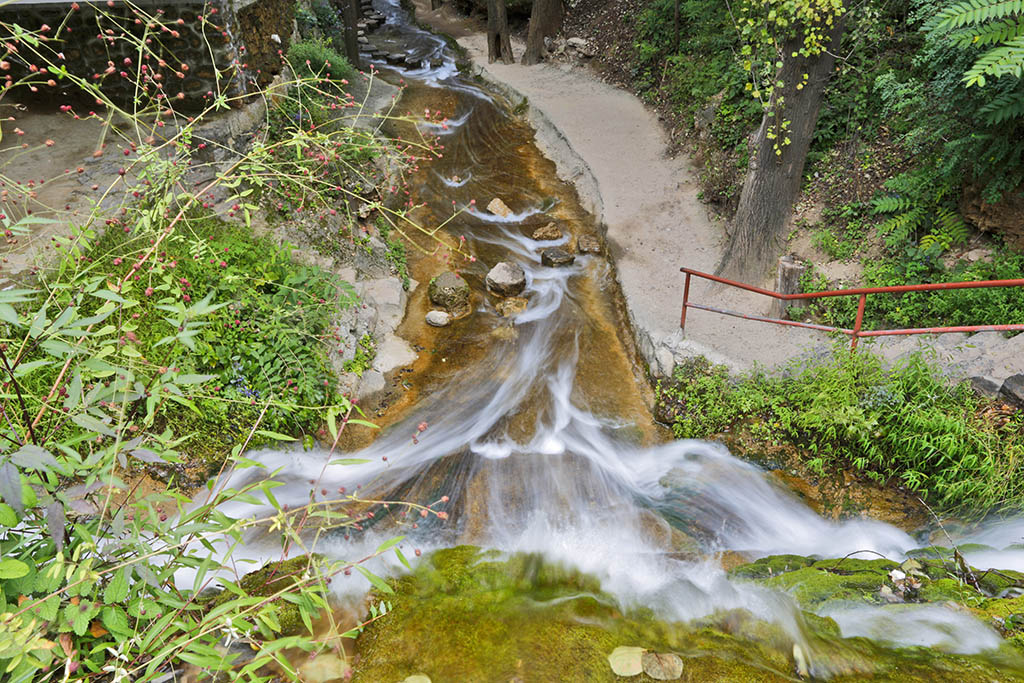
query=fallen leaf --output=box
[641,651,683,680]
[608,646,645,677]
[89,621,109,638]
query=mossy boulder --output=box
[428,271,471,317]
[728,554,816,580]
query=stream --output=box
[185,3,1024,680]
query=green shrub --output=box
[658,349,1024,516]
[287,38,354,83]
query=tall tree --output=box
[521,0,564,65]
[336,0,363,70]
[717,1,846,281]
[487,0,515,64]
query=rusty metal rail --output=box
[679,267,1024,350]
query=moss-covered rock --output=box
[727,554,815,580]
[351,546,1024,682]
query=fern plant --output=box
[871,170,969,254]
[928,0,1024,89]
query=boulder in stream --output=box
[426,310,452,327]
[485,261,526,296]
[428,271,471,317]
[487,197,513,217]
[541,247,575,267]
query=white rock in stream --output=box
[426,310,452,327]
[486,261,526,296]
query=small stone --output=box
[425,310,451,327]
[541,248,575,267]
[428,271,471,317]
[485,261,526,296]
[496,297,528,317]
[1000,373,1024,409]
[531,222,562,241]
[487,197,513,217]
[576,234,602,254]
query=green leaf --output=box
[90,289,127,304]
[0,503,17,527]
[101,605,132,637]
[103,568,130,604]
[254,430,297,442]
[375,536,405,554]
[0,558,30,579]
[0,304,20,326]
[355,566,394,594]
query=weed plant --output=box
[0,5,460,681]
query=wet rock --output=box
[531,222,562,241]
[487,197,513,217]
[428,271,471,317]
[577,234,602,254]
[485,261,526,296]
[1000,373,1024,408]
[496,297,528,318]
[541,248,575,267]
[426,310,452,327]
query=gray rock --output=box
[970,375,1002,399]
[577,234,602,254]
[428,271,471,316]
[373,336,417,374]
[426,310,452,327]
[541,248,575,267]
[485,262,526,296]
[999,374,1024,408]
[357,370,386,400]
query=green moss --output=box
[764,566,887,608]
[728,554,816,580]
[351,547,1024,682]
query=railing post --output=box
[851,293,867,351]
[680,272,691,332]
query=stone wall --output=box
[0,0,295,106]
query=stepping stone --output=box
[541,248,575,267]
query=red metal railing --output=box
[679,267,1024,350]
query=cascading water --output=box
[183,2,1024,678]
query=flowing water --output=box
[184,4,1024,679]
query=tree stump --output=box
[771,254,807,320]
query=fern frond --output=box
[879,207,925,249]
[949,17,1024,46]
[964,35,1024,85]
[978,89,1024,121]
[871,195,913,214]
[934,0,1024,31]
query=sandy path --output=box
[415,12,831,374]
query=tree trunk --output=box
[717,17,846,282]
[338,0,363,70]
[673,0,679,52]
[487,0,514,64]
[521,0,564,65]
